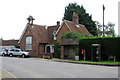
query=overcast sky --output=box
[0,0,119,40]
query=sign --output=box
[81,49,85,55]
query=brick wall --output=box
[20,26,38,57]
[57,23,70,43]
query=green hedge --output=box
[79,37,120,61]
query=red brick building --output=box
[0,40,19,49]
[18,16,48,57]
[19,13,90,58]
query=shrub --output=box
[61,32,93,40]
[44,56,52,59]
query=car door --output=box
[9,49,15,55]
[14,49,21,56]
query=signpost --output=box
[103,4,105,37]
[81,49,85,61]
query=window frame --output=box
[25,36,32,50]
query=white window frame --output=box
[45,45,54,53]
[25,36,32,50]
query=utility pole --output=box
[103,4,105,37]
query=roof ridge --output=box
[64,21,72,31]
[18,24,29,43]
[65,20,85,27]
[33,24,45,27]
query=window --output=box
[15,50,20,52]
[53,35,57,40]
[47,46,50,53]
[25,36,32,50]
[10,49,14,51]
[45,45,54,53]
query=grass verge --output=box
[70,60,120,64]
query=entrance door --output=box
[91,44,101,61]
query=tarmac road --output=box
[1,56,119,78]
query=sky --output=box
[0,0,119,40]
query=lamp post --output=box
[103,4,105,37]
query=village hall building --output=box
[18,13,90,59]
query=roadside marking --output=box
[2,69,17,80]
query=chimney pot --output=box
[57,21,60,26]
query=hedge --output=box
[79,37,120,61]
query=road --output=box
[1,56,118,78]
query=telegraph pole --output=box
[103,4,105,37]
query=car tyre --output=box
[9,54,13,57]
[22,54,25,58]
[2,53,5,57]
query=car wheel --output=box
[22,54,25,58]
[2,53,5,57]
[9,54,13,57]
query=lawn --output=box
[70,60,120,64]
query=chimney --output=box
[72,12,79,24]
[57,21,60,26]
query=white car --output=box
[8,48,31,58]
[0,48,8,56]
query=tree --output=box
[96,21,116,37]
[63,3,97,36]
[96,21,103,37]
[105,22,115,37]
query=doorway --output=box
[91,44,101,62]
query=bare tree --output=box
[105,22,115,37]
[96,21,103,37]
[96,21,116,37]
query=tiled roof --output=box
[55,20,90,36]
[64,20,90,34]
[47,25,59,42]
[30,24,48,43]
[2,40,19,46]
[19,19,90,44]
[19,24,48,44]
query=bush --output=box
[44,56,52,59]
[61,32,93,40]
